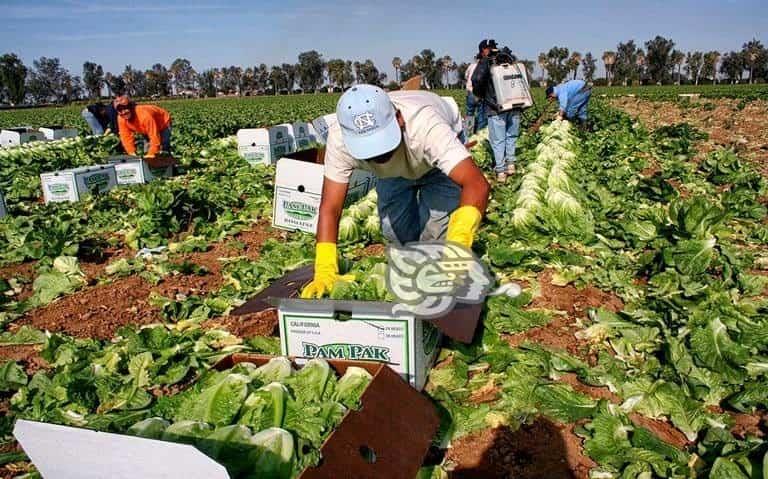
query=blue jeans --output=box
[376,169,461,244]
[488,111,520,173]
[565,89,591,121]
[465,92,487,133]
[81,108,104,135]
[142,126,172,154]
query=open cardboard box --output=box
[232,265,483,389]
[14,353,439,479]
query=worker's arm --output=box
[448,158,490,213]
[301,177,353,299]
[144,117,162,158]
[316,177,348,243]
[557,90,569,117]
[117,118,136,156]
[446,158,490,248]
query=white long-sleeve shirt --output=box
[465,62,478,93]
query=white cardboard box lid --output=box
[275,157,324,191]
[236,128,270,145]
[275,298,413,319]
[14,419,229,479]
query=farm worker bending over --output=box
[546,80,592,126]
[114,95,172,158]
[82,102,119,136]
[301,84,491,299]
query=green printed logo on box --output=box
[85,173,109,189]
[302,342,392,362]
[48,183,70,195]
[284,200,316,221]
[117,169,137,180]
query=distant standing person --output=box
[81,102,119,136]
[546,79,592,127]
[472,39,521,183]
[464,54,487,134]
[114,95,172,158]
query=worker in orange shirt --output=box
[114,95,172,158]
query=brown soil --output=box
[557,373,621,403]
[505,270,624,361]
[202,309,278,338]
[445,418,595,479]
[629,413,690,449]
[12,221,284,340]
[729,412,766,439]
[360,243,386,257]
[0,344,47,375]
[0,262,37,302]
[611,97,768,177]
[0,460,33,479]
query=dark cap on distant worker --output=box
[478,39,498,52]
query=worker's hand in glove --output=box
[437,206,483,298]
[446,205,482,249]
[301,242,355,299]
[103,128,112,135]
[555,111,565,121]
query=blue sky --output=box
[2,0,765,80]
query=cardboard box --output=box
[232,266,484,390]
[292,121,320,150]
[38,126,78,141]
[107,155,173,185]
[272,149,376,234]
[277,299,440,390]
[13,354,439,479]
[40,165,118,203]
[236,124,296,166]
[310,114,337,144]
[0,191,6,218]
[0,127,45,148]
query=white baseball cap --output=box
[336,84,402,160]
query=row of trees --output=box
[0,51,391,106]
[538,37,768,86]
[0,37,766,105]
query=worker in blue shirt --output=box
[545,80,592,127]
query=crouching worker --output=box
[546,79,592,128]
[114,95,172,158]
[301,84,491,299]
[82,102,119,136]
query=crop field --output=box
[0,84,767,478]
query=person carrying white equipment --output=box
[471,39,533,183]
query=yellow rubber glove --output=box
[300,242,355,299]
[446,206,482,249]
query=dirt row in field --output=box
[0,221,284,342]
[610,97,768,177]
